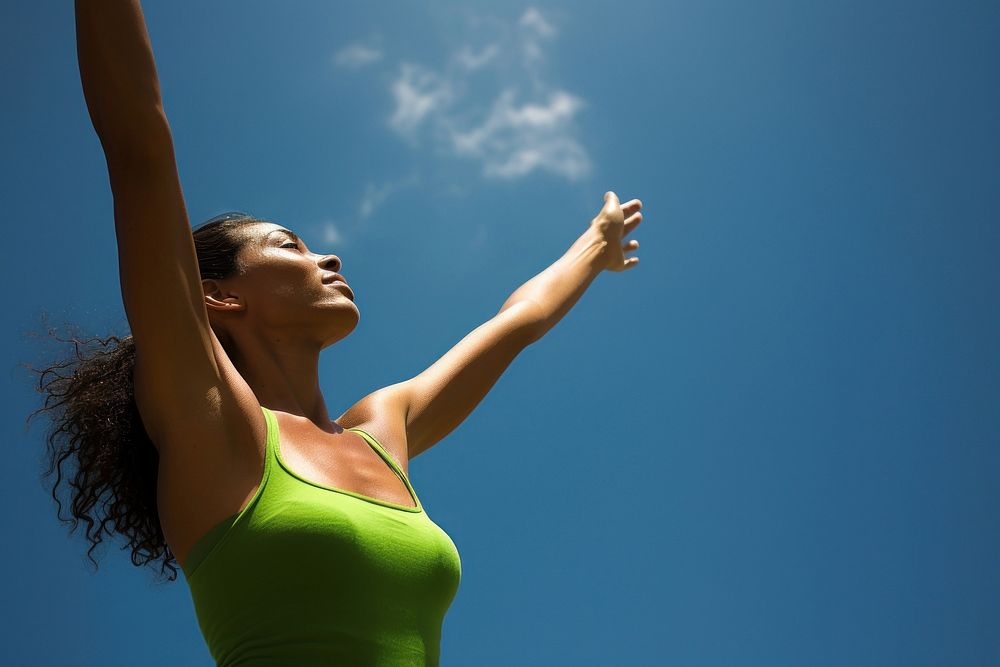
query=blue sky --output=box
[2,1,999,665]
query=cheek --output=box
[258,268,317,302]
[241,254,319,305]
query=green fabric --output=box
[182,406,462,666]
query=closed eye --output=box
[281,242,300,249]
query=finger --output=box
[622,199,642,215]
[625,257,640,269]
[604,191,620,207]
[624,211,643,233]
[623,239,639,252]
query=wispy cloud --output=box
[333,43,383,68]
[449,88,588,180]
[320,222,344,245]
[360,183,392,219]
[382,7,590,181]
[388,64,454,138]
[520,7,556,38]
[518,7,556,67]
[321,7,588,240]
[359,173,420,219]
[454,43,500,71]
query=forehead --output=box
[249,222,302,244]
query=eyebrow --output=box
[265,228,302,245]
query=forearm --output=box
[76,0,172,161]
[499,227,607,343]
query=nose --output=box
[317,254,341,273]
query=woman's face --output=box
[210,222,359,348]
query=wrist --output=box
[568,227,609,275]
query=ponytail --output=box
[26,212,265,582]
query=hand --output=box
[590,191,642,272]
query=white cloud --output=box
[519,7,556,67]
[454,43,500,71]
[320,222,343,245]
[388,63,454,136]
[520,8,556,38]
[450,89,589,180]
[360,183,391,219]
[508,90,582,129]
[359,173,421,219]
[334,44,383,68]
[383,8,590,181]
[487,137,590,180]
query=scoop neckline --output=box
[266,407,423,513]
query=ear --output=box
[202,279,246,313]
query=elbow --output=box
[498,299,545,345]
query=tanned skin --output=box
[75,0,644,569]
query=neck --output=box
[226,329,332,429]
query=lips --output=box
[328,281,354,300]
[321,272,347,285]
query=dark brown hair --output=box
[25,213,266,582]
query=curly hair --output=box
[25,212,269,582]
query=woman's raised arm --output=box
[76,0,228,447]
[76,0,169,161]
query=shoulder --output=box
[336,382,411,469]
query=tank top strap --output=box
[260,405,279,468]
[347,427,422,510]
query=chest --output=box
[274,415,416,509]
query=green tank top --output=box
[181,406,462,666]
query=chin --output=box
[320,308,360,348]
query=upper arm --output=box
[398,301,539,459]
[76,7,254,459]
[106,120,228,445]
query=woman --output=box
[37,1,643,664]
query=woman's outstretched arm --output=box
[75,0,229,448]
[380,192,643,459]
